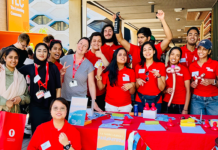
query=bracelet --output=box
[157,75,161,78]
[95,75,102,81]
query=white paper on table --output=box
[23,58,34,65]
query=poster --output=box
[97,128,126,150]
[68,97,88,126]
[7,0,29,32]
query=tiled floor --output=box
[22,138,30,150]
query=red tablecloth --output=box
[75,114,218,150]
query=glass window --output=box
[51,21,69,31]
[50,0,68,4]
[29,0,34,3]
[32,15,52,25]
[30,24,34,30]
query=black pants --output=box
[29,103,51,134]
[162,101,184,114]
[88,93,106,111]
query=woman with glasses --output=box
[28,97,81,150]
[162,47,191,114]
[96,47,135,112]
[135,41,166,113]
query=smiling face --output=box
[35,45,48,61]
[4,50,19,69]
[49,43,62,60]
[51,101,67,120]
[197,46,211,59]
[187,29,199,46]
[117,49,127,64]
[137,33,150,46]
[91,36,102,51]
[76,39,89,55]
[104,26,113,40]
[169,49,181,65]
[142,44,155,60]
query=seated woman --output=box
[97,47,136,112]
[27,97,81,150]
[162,47,191,114]
[0,47,30,113]
[135,41,166,113]
[189,39,218,115]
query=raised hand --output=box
[150,70,161,78]
[156,10,165,21]
[60,62,71,76]
[136,78,146,86]
[59,133,70,146]
[95,46,103,58]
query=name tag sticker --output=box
[41,141,51,150]
[138,69,145,73]
[123,74,130,81]
[192,71,199,77]
[34,75,41,83]
[44,91,51,99]
[180,58,186,63]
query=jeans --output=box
[136,92,161,113]
[162,101,184,114]
[190,94,218,115]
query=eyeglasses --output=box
[145,71,149,82]
[52,106,66,112]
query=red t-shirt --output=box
[135,62,166,103]
[189,58,218,97]
[85,50,106,96]
[27,119,81,150]
[101,44,122,63]
[163,63,191,104]
[129,42,163,70]
[54,61,63,71]
[180,45,199,68]
[102,67,136,107]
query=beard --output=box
[104,36,114,43]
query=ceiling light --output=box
[174,8,183,12]
[148,1,155,4]
[178,36,181,38]
[177,29,182,32]
[176,18,180,21]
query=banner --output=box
[7,0,29,32]
[68,97,88,126]
[97,128,126,150]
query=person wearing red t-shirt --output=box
[113,10,172,69]
[100,24,122,63]
[189,39,218,115]
[28,97,81,150]
[135,42,166,113]
[96,48,135,112]
[180,27,200,68]
[85,32,109,111]
[163,47,191,114]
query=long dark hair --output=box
[104,47,129,86]
[140,41,159,67]
[101,24,118,45]
[168,47,182,59]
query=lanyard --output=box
[72,54,84,79]
[35,62,49,90]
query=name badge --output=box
[44,91,51,99]
[34,75,41,83]
[138,69,145,73]
[41,141,51,150]
[36,90,44,99]
[123,74,130,81]
[69,80,78,87]
[192,71,199,77]
[180,58,186,63]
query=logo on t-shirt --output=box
[176,73,183,76]
[206,67,213,72]
[94,59,104,68]
[123,74,130,81]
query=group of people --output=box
[0,10,218,150]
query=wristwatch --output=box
[64,143,71,150]
[157,75,161,78]
[213,79,217,85]
[95,75,102,81]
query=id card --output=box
[180,58,186,63]
[34,75,41,83]
[139,69,145,73]
[69,80,78,87]
[192,71,199,77]
[41,141,51,150]
[36,90,44,99]
[44,91,51,99]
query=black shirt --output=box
[19,62,61,108]
[7,45,28,69]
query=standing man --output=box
[114,10,173,69]
[180,27,199,68]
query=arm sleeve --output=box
[215,61,218,76]
[20,86,30,105]
[155,43,163,60]
[27,126,41,150]
[88,62,95,74]
[0,96,7,105]
[71,129,82,150]
[129,43,138,55]
[183,67,191,81]
[18,65,29,77]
